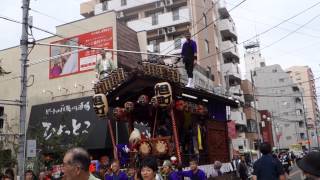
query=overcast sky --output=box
[1,0,320,84]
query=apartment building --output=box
[287,66,320,147]
[80,0,226,86]
[254,65,308,149]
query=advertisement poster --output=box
[49,27,114,79]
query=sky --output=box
[1,0,320,83]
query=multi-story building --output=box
[287,66,320,147]
[80,0,225,87]
[241,80,260,155]
[215,2,248,154]
[253,64,308,149]
[243,41,266,81]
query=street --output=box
[288,164,303,180]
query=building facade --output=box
[287,66,320,148]
[243,41,266,81]
[80,0,225,86]
[254,64,308,149]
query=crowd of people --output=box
[1,144,319,180]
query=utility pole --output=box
[301,92,311,151]
[250,70,263,158]
[18,0,30,178]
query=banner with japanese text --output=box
[49,27,114,79]
[26,97,128,150]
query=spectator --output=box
[99,155,110,167]
[127,167,136,180]
[140,156,158,180]
[161,160,179,180]
[238,157,248,180]
[4,168,14,180]
[209,161,223,178]
[252,142,285,180]
[297,151,320,180]
[25,170,37,180]
[62,147,100,180]
[178,159,206,180]
[105,160,128,180]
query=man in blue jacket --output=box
[178,159,206,180]
[105,160,128,180]
[181,32,197,88]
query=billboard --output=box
[49,27,114,79]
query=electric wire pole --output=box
[18,0,30,178]
[251,70,263,158]
[301,92,311,151]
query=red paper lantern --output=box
[137,95,149,105]
[124,101,135,112]
[113,107,126,119]
[175,100,185,111]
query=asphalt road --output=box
[288,164,303,180]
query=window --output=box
[299,121,304,128]
[296,109,303,116]
[300,133,305,140]
[205,39,210,54]
[279,78,285,82]
[272,69,277,73]
[284,124,290,127]
[0,106,3,129]
[173,9,179,21]
[121,0,127,6]
[260,62,266,67]
[152,14,158,25]
[286,136,292,140]
[174,38,182,49]
[292,86,299,92]
[102,1,108,11]
[295,97,302,103]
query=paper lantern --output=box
[113,107,126,119]
[137,95,149,106]
[124,101,135,112]
[154,140,169,155]
[139,141,152,156]
[175,100,185,111]
[150,96,159,107]
[93,94,108,117]
[154,82,172,107]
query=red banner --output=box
[49,27,114,79]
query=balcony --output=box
[221,40,239,62]
[229,85,244,102]
[221,63,241,80]
[94,0,159,14]
[80,0,96,17]
[127,7,190,32]
[230,110,247,125]
[217,1,230,19]
[219,18,237,41]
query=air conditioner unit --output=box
[158,28,166,35]
[155,1,164,8]
[167,26,176,33]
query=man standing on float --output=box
[181,32,197,88]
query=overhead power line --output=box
[197,0,320,62]
[258,13,320,52]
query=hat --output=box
[297,151,320,177]
[162,160,172,167]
